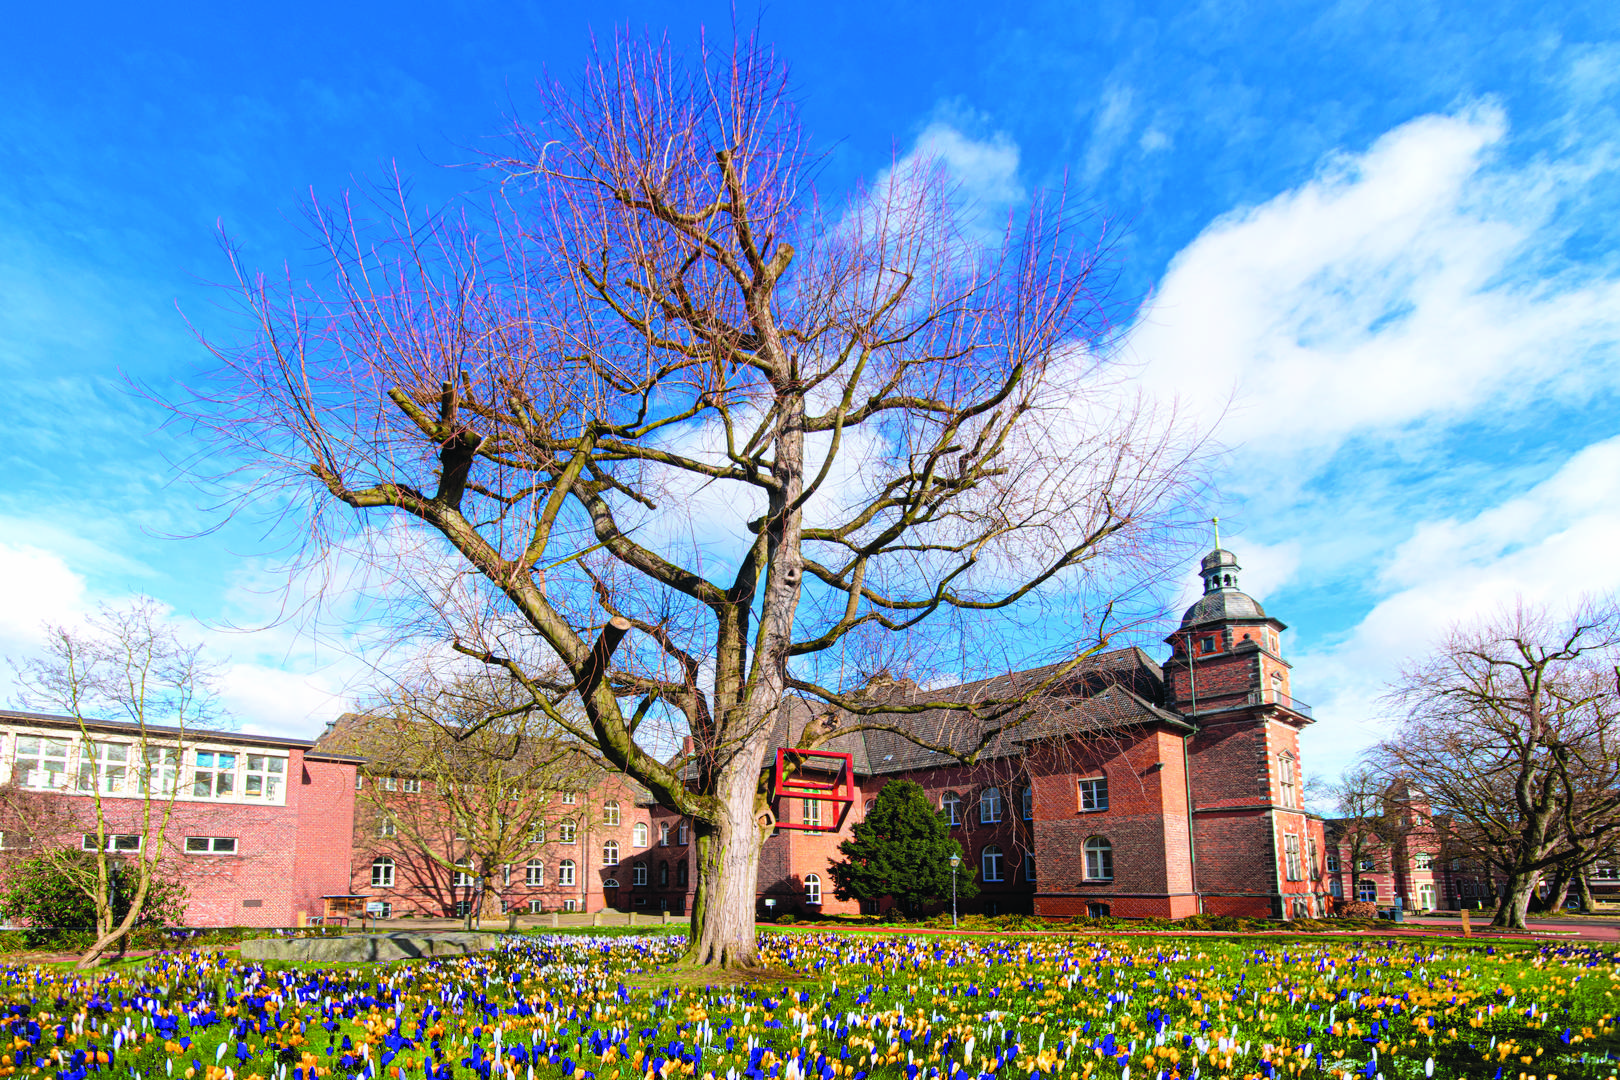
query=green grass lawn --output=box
[2,930,1618,1080]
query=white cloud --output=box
[1297,435,1620,768]
[0,541,90,658]
[1129,103,1620,496]
[1084,83,1137,182]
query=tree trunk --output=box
[1496,870,1537,929]
[1577,870,1596,912]
[78,866,149,969]
[682,768,765,968]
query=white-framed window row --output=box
[2,729,292,806]
[185,836,238,855]
[82,833,143,853]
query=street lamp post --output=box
[949,852,962,928]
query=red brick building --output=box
[324,545,1333,923]
[0,710,362,927]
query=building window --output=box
[802,799,822,828]
[83,833,142,853]
[981,845,1004,882]
[1356,879,1377,902]
[379,816,397,838]
[558,819,577,844]
[452,900,472,918]
[633,822,649,847]
[527,899,544,913]
[525,859,545,887]
[453,862,475,888]
[1415,852,1434,870]
[14,736,70,789]
[941,792,962,827]
[603,840,620,866]
[401,778,421,793]
[1021,786,1034,820]
[142,746,180,794]
[1278,755,1296,808]
[660,822,670,846]
[804,873,822,905]
[560,792,577,805]
[603,878,619,890]
[243,754,286,799]
[184,836,238,855]
[659,861,670,886]
[603,801,621,826]
[1308,837,1320,880]
[530,821,547,844]
[503,863,511,886]
[678,822,689,845]
[381,776,397,792]
[77,741,129,793]
[562,898,579,912]
[980,787,1003,824]
[1357,855,1375,872]
[1084,837,1114,881]
[1199,636,1216,654]
[368,900,392,918]
[1087,902,1111,918]
[356,774,363,790]
[1284,834,1302,881]
[1078,777,1109,812]
[633,862,648,886]
[192,751,237,798]
[371,857,395,888]
[1331,879,1343,898]
[558,860,576,886]
[1325,852,1339,873]
[677,861,688,886]
[1025,856,1036,882]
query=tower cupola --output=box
[1180,547,1267,629]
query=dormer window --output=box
[1199,636,1216,654]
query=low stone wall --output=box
[239,932,499,963]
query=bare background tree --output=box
[332,666,592,929]
[2,599,223,966]
[1322,764,1405,910]
[1370,600,1620,928]
[179,31,1203,966]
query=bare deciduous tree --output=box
[3,599,222,967]
[1372,600,1620,928]
[1323,764,1404,908]
[335,668,594,929]
[179,32,1202,966]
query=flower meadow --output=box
[4,932,1620,1080]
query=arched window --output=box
[1084,837,1113,881]
[864,798,875,814]
[677,861,688,886]
[659,822,670,846]
[525,859,544,887]
[558,819,576,844]
[370,857,395,888]
[804,873,822,904]
[633,862,648,886]
[1021,786,1034,820]
[603,878,619,890]
[659,861,670,886]
[980,787,1003,824]
[678,822,689,845]
[633,822,649,847]
[1356,879,1377,902]
[557,859,576,886]
[603,800,621,825]
[603,840,620,866]
[941,792,962,827]
[981,845,1004,882]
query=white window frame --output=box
[15,735,71,789]
[557,859,576,886]
[802,798,822,828]
[660,822,670,846]
[558,819,576,844]
[1415,852,1433,870]
[191,750,238,798]
[560,792,577,805]
[633,862,648,886]
[804,873,821,905]
[1078,777,1109,812]
[83,833,142,853]
[242,754,286,800]
[77,741,130,794]
[141,745,180,795]
[184,836,238,855]
[980,787,1003,824]
[371,856,395,888]
[1284,834,1302,881]
[527,899,544,913]
[1084,836,1113,881]
[941,792,961,827]
[401,778,421,793]
[525,859,545,887]
[603,801,621,826]
[1356,879,1378,902]
[633,822,649,847]
[452,862,475,888]
[603,840,620,866]
[678,822,689,845]
[379,816,397,838]
[981,845,1004,882]
[1278,754,1297,808]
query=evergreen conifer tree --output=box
[828,779,977,915]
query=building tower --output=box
[1164,547,1326,919]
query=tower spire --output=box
[1212,516,1221,550]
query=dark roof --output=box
[1180,589,1267,627]
[0,708,343,755]
[776,646,1189,777]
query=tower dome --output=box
[1179,547,1266,628]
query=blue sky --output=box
[2,0,1617,777]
